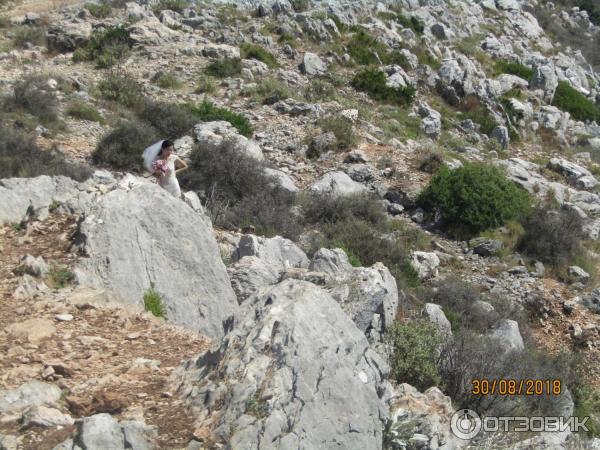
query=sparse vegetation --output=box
[153,72,183,90]
[189,101,252,137]
[66,101,103,122]
[152,0,189,14]
[317,116,357,151]
[418,163,531,238]
[97,74,144,108]
[290,0,311,12]
[48,267,74,288]
[493,59,534,80]
[93,120,159,170]
[552,80,600,122]
[457,94,498,135]
[240,43,278,68]
[352,68,415,106]
[85,2,112,18]
[8,74,60,125]
[0,127,92,181]
[12,25,47,48]
[205,58,242,78]
[195,75,217,94]
[386,320,443,391]
[138,100,196,138]
[143,287,167,318]
[72,25,132,68]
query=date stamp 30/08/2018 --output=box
[471,379,562,396]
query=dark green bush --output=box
[317,116,357,151]
[418,163,531,238]
[72,25,131,68]
[517,207,584,268]
[0,127,92,181]
[93,121,159,171]
[137,100,196,139]
[352,68,415,106]
[85,2,112,18]
[240,43,278,68]
[552,80,600,122]
[11,75,59,125]
[205,58,242,78]
[66,101,103,122]
[493,59,534,80]
[386,320,442,391]
[188,101,252,137]
[97,75,144,108]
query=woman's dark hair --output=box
[158,139,174,156]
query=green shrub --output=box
[93,121,159,170]
[143,287,167,318]
[11,75,59,125]
[386,320,442,391]
[493,59,534,80]
[243,77,294,104]
[352,68,415,106]
[418,163,531,238]
[67,101,103,122]
[304,79,336,102]
[195,75,217,94]
[0,127,92,180]
[205,58,242,78]
[189,100,252,137]
[301,193,386,227]
[517,207,584,268]
[347,29,385,66]
[48,267,74,288]
[290,0,311,12]
[317,116,357,151]
[153,72,182,89]
[97,75,144,108]
[85,2,112,18]
[137,99,196,139]
[155,0,189,13]
[72,25,131,68]
[240,43,278,68]
[12,25,47,48]
[552,80,600,122]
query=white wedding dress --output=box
[158,155,181,198]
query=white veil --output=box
[142,140,165,173]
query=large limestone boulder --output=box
[193,121,263,161]
[46,20,92,53]
[173,280,391,450]
[300,52,327,76]
[0,176,91,225]
[233,234,309,270]
[310,171,367,197]
[74,183,238,340]
[0,381,62,414]
[227,256,280,303]
[488,319,524,353]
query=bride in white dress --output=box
[153,140,188,198]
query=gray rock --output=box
[22,406,74,427]
[310,171,367,197]
[0,176,91,225]
[423,303,452,336]
[300,52,327,76]
[75,414,125,450]
[121,420,158,450]
[309,248,353,275]
[530,63,558,102]
[496,0,520,10]
[201,43,241,59]
[47,20,92,53]
[568,266,590,282]
[471,238,503,257]
[234,234,309,271]
[74,183,238,341]
[19,254,49,277]
[581,289,600,314]
[0,381,61,414]
[417,102,442,139]
[410,252,440,279]
[309,131,337,155]
[548,158,598,190]
[128,17,179,46]
[228,256,280,303]
[174,280,390,450]
[13,274,49,300]
[194,121,263,161]
[488,319,524,352]
[0,434,17,450]
[125,2,153,21]
[264,168,299,193]
[491,126,510,149]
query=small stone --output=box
[55,314,73,322]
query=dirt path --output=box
[0,213,211,449]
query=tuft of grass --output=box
[205,58,242,78]
[153,72,183,90]
[66,101,103,122]
[195,75,217,94]
[72,24,131,69]
[143,287,167,318]
[12,25,47,48]
[317,116,357,151]
[352,68,415,106]
[240,43,278,68]
[245,393,269,418]
[188,100,252,137]
[152,0,189,14]
[97,74,144,109]
[48,267,74,288]
[85,2,112,18]
[493,59,534,80]
[552,80,600,122]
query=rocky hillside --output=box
[1,0,600,448]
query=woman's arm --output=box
[175,157,189,173]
